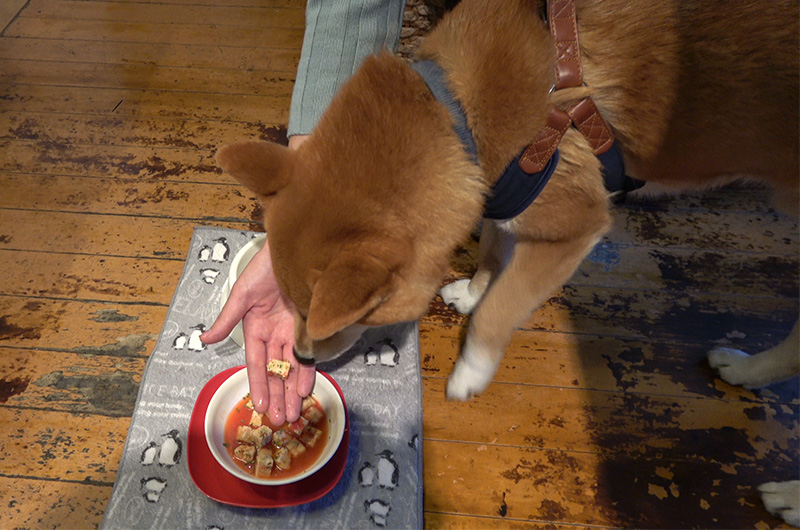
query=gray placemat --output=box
[102,227,423,529]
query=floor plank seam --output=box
[1,403,139,419]
[0,247,186,261]
[0,471,115,487]
[0,206,258,225]
[419,375,799,406]
[422,510,618,528]
[0,292,170,306]
[2,34,303,52]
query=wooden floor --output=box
[1,1,798,528]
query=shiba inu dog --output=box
[217,0,797,521]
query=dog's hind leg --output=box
[446,231,603,400]
[439,220,514,315]
[707,320,800,389]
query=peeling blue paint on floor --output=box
[587,241,621,272]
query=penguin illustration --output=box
[199,268,220,284]
[158,429,182,467]
[198,246,212,262]
[140,441,158,466]
[172,332,188,350]
[364,347,379,366]
[365,499,391,527]
[378,340,400,366]
[358,462,375,487]
[408,434,419,451]
[376,450,399,490]
[187,324,206,352]
[141,477,167,503]
[211,238,229,262]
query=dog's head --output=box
[217,53,486,363]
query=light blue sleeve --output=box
[288,0,406,137]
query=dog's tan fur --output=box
[217,0,798,399]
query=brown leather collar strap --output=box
[550,0,583,90]
[519,107,572,173]
[519,0,616,173]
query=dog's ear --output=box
[216,140,292,197]
[306,240,409,340]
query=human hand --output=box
[288,134,308,150]
[200,242,316,425]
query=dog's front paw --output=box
[446,346,498,401]
[707,347,761,388]
[439,279,479,314]
[759,481,800,527]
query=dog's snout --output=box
[293,347,316,366]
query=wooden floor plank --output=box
[1,112,288,150]
[0,36,300,71]
[421,379,798,462]
[0,84,291,123]
[0,142,234,184]
[0,210,257,258]
[422,512,605,529]
[422,440,793,528]
[0,346,147,416]
[0,407,129,483]
[3,58,296,97]
[5,17,304,49]
[1,250,186,303]
[24,0,306,28]
[0,296,166,353]
[75,0,302,6]
[0,173,258,221]
[1,477,111,529]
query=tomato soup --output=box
[224,394,328,480]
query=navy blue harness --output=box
[410,59,643,220]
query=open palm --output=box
[201,242,316,426]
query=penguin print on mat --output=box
[364,339,400,367]
[358,449,401,526]
[197,237,230,284]
[138,430,183,503]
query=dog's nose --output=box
[293,347,316,366]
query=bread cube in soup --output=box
[272,429,293,447]
[302,404,323,424]
[301,396,318,412]
[233,444,256,464]
[289,416,309,436]
[285,438,307,457]
[299,426,323,448]
[249,410,263,428]
[274,446,291,470]
[255,448,274,477]
[236,425,273,446]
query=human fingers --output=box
[283,342,304,422]
[265,344,287,426]
[243,331,270,415]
